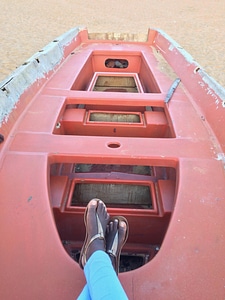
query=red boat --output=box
[0,27,225,299]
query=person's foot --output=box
[106,217,129,274]
[79,199,109,268]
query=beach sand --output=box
[1,0,225,87]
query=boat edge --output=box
[0,26,86,127]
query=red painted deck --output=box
[0,28,225,299]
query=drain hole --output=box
[194,67,200,74]
[107,142,121,148]
[105,58,128,68]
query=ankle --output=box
[86,239,105,261]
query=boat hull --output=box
[0,27,225,299]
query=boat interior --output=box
[51,162,176,272]
[1,28,225,298]
[48,38,180,271]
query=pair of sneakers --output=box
[79,199,129,275]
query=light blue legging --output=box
[77,250,128,300]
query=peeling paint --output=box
[216,153,225,171]
[0,27,84,127]
[168,44,174,51]
[156,29,225,109]
[156,29,195,63]
[216,153,225,162]
[198,77,225,108]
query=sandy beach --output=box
[1,0,225,87]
